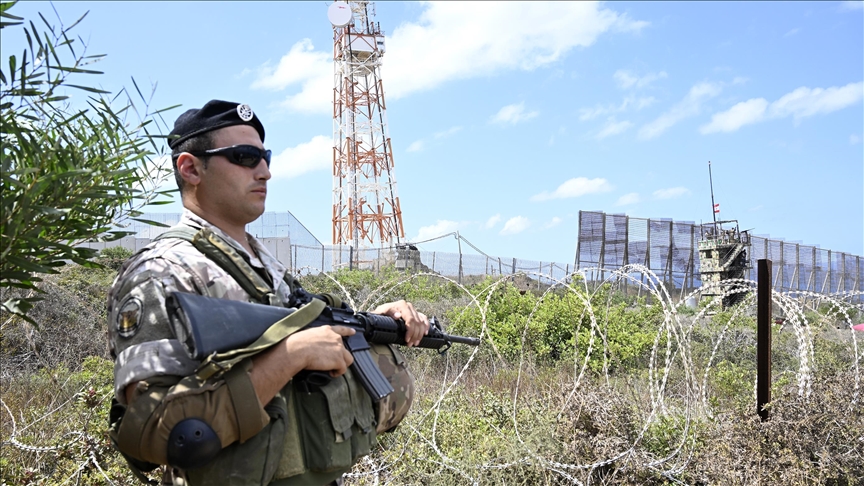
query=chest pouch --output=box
[152,225,379,484]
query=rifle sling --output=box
[195,297,326,381]
[155,227,276,305]
[155,225,325,379]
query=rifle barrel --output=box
[443,333,481,346]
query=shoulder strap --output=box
[156,227,277,304]
[154,226,199,242]
[194,297,327,381]
[155,227,329,379]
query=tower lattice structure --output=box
[331,1,404,259]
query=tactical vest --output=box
[112,225,384,485]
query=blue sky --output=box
[5,1,863,264]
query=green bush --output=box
[443,279,660,371]
[96,246,134,270]
[98,246,134,260]
[301,267,386,300]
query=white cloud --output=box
[406,140,425,152]
[652,187,691,199]
[701,82,864,134]
[851,134,861,145]
[490,102,539,125]
[613,69,668,89]
[596,118,633,139]
[699,98,769,134]
[531,177,613,201]
[839,1,864,11]
[385,2,648,99]
[543,216,563,229]
[732,77,748,85]
[784,28,800,37]
[635,97,658,110]
[413,220,462,242]
[500,216,531,235]
[250,39,331,114]
[770,82,863,119]
[484,214,502,229]
[405,126,462,153]
[615,192,641,206]
[638,82,723,140]
[257,3,648,110]
[579,96,656,121]
[269,135,332,179]
[579,105,610,121]
[434,126,463,138]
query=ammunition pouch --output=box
[108,398,161,485]
[273,368,377,485]
[110,223,411,484]
[176,365,378,486]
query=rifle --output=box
[165,290,480,402]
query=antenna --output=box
[329,1,405,268]
[708,160,718,233]
[327,2,352,27]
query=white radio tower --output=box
[328,1,404,264]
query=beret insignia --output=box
[116,297,143,338]
[237,104,254,122]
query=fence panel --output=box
[80,210,861,303]
[573,211,861,303]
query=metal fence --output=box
[299,245,576,287]
[85,212,576,288]
[113,211,325,249]
[575,210,862,302]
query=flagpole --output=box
[708,160,718,234]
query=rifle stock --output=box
[165,291,479,401]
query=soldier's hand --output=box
[286,325,355,377]
[372,300,429,347]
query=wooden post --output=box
[757,259,772,421]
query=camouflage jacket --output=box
[107,208,293,403]
[107,210,412,485]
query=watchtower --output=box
[699,161,751,308]
[698,220,751,308]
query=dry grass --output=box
[1,264,862,485]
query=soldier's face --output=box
[197,125,271,225]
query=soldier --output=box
[107,100,427,485]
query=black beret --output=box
[168,100,266,149]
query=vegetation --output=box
[0,5,860,485]
[0,1,176,323]
[2,261,861,485]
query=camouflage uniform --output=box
[108,209,413,485]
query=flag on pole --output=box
[713,203,720,214]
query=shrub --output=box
[3,263,862,485]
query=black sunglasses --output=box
[186,144,272,168]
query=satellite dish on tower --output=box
[328,2,352,27]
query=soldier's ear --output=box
[176,153,203,187]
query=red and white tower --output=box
[329,1,404,263]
